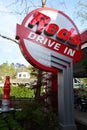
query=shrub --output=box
[15,101,59,130]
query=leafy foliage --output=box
[0,62,31,81]
[76,0,87,22]
[0,112,23,130]
[15,101,59,130]
[0,62,16,80]
[10,86,35,98]
[79,77,87,84]
[74,88,87,98]
[0,85,34,98]
[0,88,3,95]
[0,101,59,130]
[27,65,39,78]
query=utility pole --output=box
[41,0,46,8]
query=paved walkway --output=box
[74,109,87,126]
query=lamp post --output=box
[41,0,46,8]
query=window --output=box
[19,74,21,77]
[23,74,26,78]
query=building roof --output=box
[17,66,29,73]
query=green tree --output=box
[28,65,38,78]
[76,0,87,22]
[28,65,44,99]
[0,62,16,80]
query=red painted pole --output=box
[51,72,58,113]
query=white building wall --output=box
[17,72,30,79]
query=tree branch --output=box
[0,34,19,44]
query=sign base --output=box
[59,123,77,130]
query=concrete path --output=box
[74,109,87,126]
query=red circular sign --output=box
[16,8,82,72]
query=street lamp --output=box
[41,0,46,8]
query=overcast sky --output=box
[0,0,87,66]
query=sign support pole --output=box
[51,53,77,130]
[58,64,76,130]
